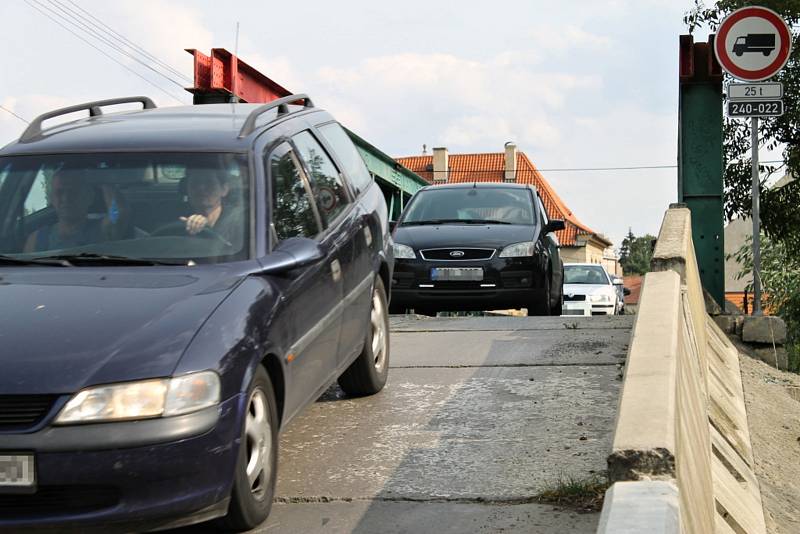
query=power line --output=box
[417,160,785,173]
[63,0,191,84]
[24,0,186,104]
[0,105,30,124]
[34,0,187,90]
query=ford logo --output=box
[449,250,465,258]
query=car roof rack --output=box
[19,96,157,142]
[238,94,314,138]
[19,96,156,142]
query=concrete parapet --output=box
[608,271,680,481]
[599,207,766,534]
[742,315,787,345]
[597,481,680,534]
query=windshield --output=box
[564,265,610,285]
[0,153,250,264]
[401,187,535,226]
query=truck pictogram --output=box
[732,33,776,56]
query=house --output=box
[396,143,615,269]
[724,174,795,313]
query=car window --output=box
[536,194,549,226]
[402,187,535,225]
[564,265,610,285]
[268,143,321,242]
[24,168,51,215]
[317,122,372,196]
[0,153,251,264]
[292,130,351,226]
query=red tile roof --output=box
[623,275,643,305]
[395,152,608,247]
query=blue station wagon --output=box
[0,95,393,532]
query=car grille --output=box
[0,486,120,518]
[420,248,495,261]
[0,395,59,430]
[564,294,587,302]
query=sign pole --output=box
[751,116,762,316]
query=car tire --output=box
[218,366,278,532]
[550,274,563,316]
[529,274,551,316]
[338,277,390,396]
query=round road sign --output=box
[714,6,792,82]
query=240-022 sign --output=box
[728,99,784,117]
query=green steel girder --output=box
[345,128,427,219]
[678,35,725,306]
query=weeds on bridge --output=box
[534,472,609,512]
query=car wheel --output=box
[219,366,278,532]
[529,274,551,316]
[550,275,563,316]
[338,276,390,396]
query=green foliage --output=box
[684,1,800,245]
[732,234,800,371]
[535,472,609,512]
[619,229,657,275]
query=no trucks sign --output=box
[714,6,792,82]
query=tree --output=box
[732,234,800,371]
[684,1,800,245]
[619,230,657,276]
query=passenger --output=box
[24,170,128,252]
[180,169,243,247]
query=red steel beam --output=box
[185,48,292,103]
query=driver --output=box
[24,170,127,252]
[180,169,243,246]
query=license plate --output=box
[431,267,483,281]
[0,454,35,490]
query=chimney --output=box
[433,147,448,184]
[504,142,517,183]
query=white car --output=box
[561,263,621,316]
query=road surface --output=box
[188,314,633,533]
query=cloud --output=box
[112,0,213,81]
[529,25,613,54]
[312,51,601,152]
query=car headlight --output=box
[55,371,220,424]
[498,241,536,258]
[590,294,612,303]
[393,242,416,259]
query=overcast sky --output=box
[1,0,718,248]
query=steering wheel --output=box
[151,220,232,247]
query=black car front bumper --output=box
[390,255,547,313]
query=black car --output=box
[0,94,392,532]
[389,183,564,315]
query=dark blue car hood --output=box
[393,223,538,251]
[0,266,249,395]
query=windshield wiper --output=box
[401,219,466,226]
[32,253,187,266]
[402,218,514,226]
[0,254,71,267]
[461,219,512,225]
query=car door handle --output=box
[330,259,342,282]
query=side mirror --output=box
[623,287,631,296]
[260,237,324,274]
[612,278,624,286]
[545,219,565,233]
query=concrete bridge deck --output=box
[253,315,633,533]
